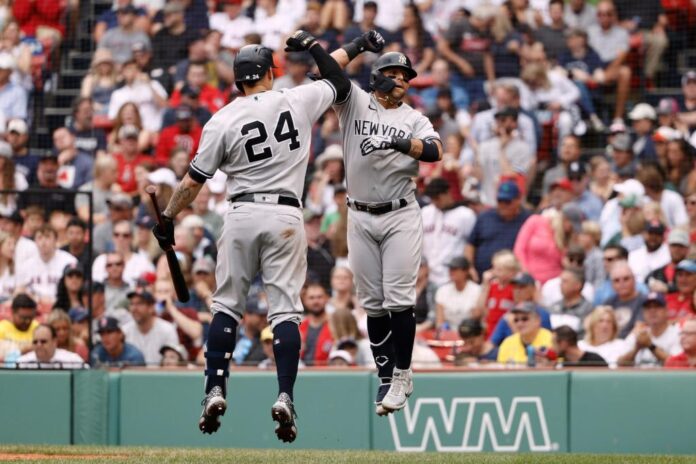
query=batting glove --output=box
[152,215,175,251]
[354,30,385,54]
[360,135,394,156]
[285,30,317,52]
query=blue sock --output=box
[204,312,238,396]
[367,314,395,384]
[390,308,416,370]
[273,321,301,401]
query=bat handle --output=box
[146,189,165,224]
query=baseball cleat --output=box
[271,393,298,443]
[199,386,226,434]
[375,383,393,416]
[381,368,413,412]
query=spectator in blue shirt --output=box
[91,316,146,366]
[0,53,27,120]
[52,127,94,190]
[466,182,531,281]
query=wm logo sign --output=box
[388,397,555,452]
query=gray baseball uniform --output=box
[190,80,337,327]
[334,82,439,315]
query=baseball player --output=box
[327,47,443,414]
[151,34,368,442]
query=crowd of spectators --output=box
[0,0,694,370]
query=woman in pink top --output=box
[513,205,581,284]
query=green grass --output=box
[1,446,696,464]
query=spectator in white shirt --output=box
[618,292,681,366]
[92,220,155,287]
[637,163,688,229]
[421,178,476,287]
[108,60,168,132]
[16,225,77,304]
[628,220,671,284]
[434,257,482,331]
[121,289,179,365]
[578,306,627,365]
[17,324,85,368]
[209,0,254,51]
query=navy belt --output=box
[229,193,301,208]
[348,198,408,215]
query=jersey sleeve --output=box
[412,112,440,142]
[285,80,337,124]
[189,119,226,180]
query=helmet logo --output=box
[398,54,407,65]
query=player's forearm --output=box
[394,138,443,162]
[330,48,350,69]
[309,43,351,102]
[163,173,204,218]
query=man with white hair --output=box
[0,54,27,120]
[181,214,217,261]
[92,220,155,285]
[604,261,646,338]
[665,319,696,368]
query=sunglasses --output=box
[113,232,132,238]
[32,339,50,345]
[612,276,632,283]
[513,316,529,323]
[106,261,125,268]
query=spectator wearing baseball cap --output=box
[680,70,696,127]
[618,292,681,367]
[434,257,481,331]
[646,229,691,294]
[497,302,553,365]
[552,325,608,367]
[454,319,497,365]
[160,343,189,367]
[112,123,156,193]
[598,178,646,247]
[608,132,637,175]
[191,257,216,313]
[665,259,696,321]
[547,178,575,211]
[98,4,151,64]
[566,162,603,222]
[233,294,269,366]
[421,177,477,287]
[466,181,531,280]
[91,316,146,367]
[625,220,670,284]
[121,289,180,365]
[628,103,657,162]
[155,104,202,167]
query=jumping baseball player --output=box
[151,34,369,442]
[328,47,443,415]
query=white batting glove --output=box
[360,135,394,156]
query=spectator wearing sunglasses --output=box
[497,301,552,365]
[17,324,85,368]
[92,220,155,286]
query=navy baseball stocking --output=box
[390,307,416,370]
[367,314,395,384]
[204,312,238,396]
[273,321,301,401]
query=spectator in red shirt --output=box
[169,62,225,114]
[113,124,154,194]
[299,282,333,366]
[12,0,65,42]
[474,250,520,339]
[666,260,696,321]
[154,278,203,361]
[155,105,202,166]
[665,319,696,368]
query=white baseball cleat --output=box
[380,368,413,412]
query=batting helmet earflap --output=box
[369,52,418,93]
[234,44,276,92]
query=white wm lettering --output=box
[389,396,553,452]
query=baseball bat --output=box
[146,186,190,302]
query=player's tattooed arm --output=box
[163,173,205,219]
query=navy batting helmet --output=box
[234,44,275,92]
[369,52,418,93]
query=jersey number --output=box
[241,111,300,163]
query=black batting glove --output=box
[285,30,317,52]
[354,30,385,53]
[152,215,175,250]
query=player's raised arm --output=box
[285,30,355,104]
[328,30,385,69]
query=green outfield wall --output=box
[1,369,695,454]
